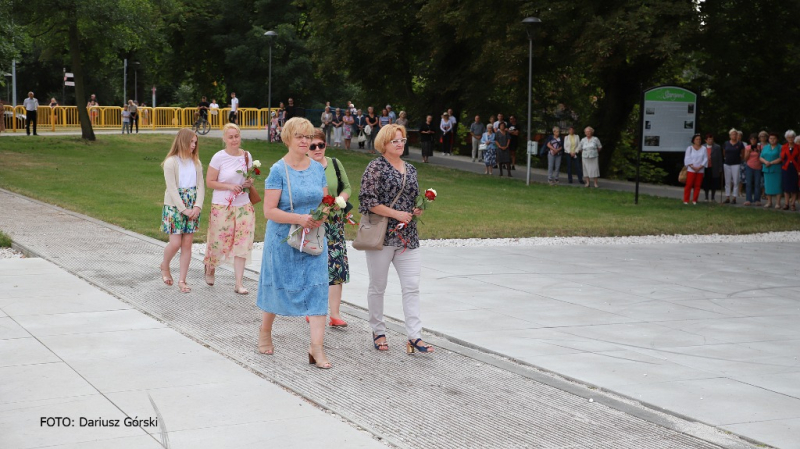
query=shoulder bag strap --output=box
[389,164,407,208]
[332,157,343,196]
[283,161,294,213]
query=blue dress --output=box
[257,159,329,316]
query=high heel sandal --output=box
[308,344,331,369]
[373,333,388,351]
[406,338,434,354]
[204,265,215,286]
[178,280,191,293]
[258,326,274,355]
[159,264,173,286]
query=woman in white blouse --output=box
[204,123,256,294]
[579,126,602,188]
[160,129,205,293]
[683,134,708,205]
[440,112,454,155]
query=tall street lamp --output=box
[264,31,278,125]
[522,16,541,186]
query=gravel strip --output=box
[191,231,800,255]
[0,247,24,259]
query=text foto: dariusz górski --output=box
[40,416,158,427]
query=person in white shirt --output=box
[229,92,239,125]
[683,133,708,204]
[23,92,39,136]
[209,99,219,125]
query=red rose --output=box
[321,195,335,206]
[254,168,261,175]
[424,190,436,201]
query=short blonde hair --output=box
[374,124,407,154]
[281,117,315,146]
[221,123,240,144]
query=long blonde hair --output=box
[162,129,200,167]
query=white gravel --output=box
[0,247,24,259]
[191,231,800,255]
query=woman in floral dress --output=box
[160,129,204,293]
[203,123,256,294]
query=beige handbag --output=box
[353,168,407,251]
[284,162,325,256]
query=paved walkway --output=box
[0,258,380,449]
[0,190,760,448]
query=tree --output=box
[695,0,800,135]
[13,0,163,140]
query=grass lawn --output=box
[0,134,797,242]
[0,230,11,247]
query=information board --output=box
[641,86,697,153]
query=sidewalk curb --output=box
[0,187,769,449]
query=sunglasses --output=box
[309,143,326,151]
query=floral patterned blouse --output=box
[359,157,420,249]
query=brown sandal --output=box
[204,265,215,286]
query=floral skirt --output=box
[161,187,199,234]
[203,203,255,267]
[325,216,349,285]
[344,124,353,140]
[484,147,496,166]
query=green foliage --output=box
[0,230,12,248]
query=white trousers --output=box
[472,137,481,160]
[724,164,740,197]
[365,246,422,339]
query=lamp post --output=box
[134,62,140,103]
[123,58,128,105]
[522,16,541,186]
[264,31,277,125]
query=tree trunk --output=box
[592,63,658,175]
[68,20,95,141]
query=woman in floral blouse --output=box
[358,124,434,354]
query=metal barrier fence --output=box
[1,106,278,132]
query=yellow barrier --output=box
[2,105,282,133]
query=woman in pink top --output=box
[743,132,763,206]
[203,123,256,294]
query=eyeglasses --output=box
[309,143,326,151]
[390,138,408,145]
[294,134,313,140]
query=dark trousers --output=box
[26,110,37,135]
[229,111,238,124]
[567,154,583,183]
[703,172,721,199]
[130,112,139,133]
[442,132,453,154]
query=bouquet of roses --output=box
[237,159,261,179]
[412,188,437,222]
[226,159,262,208]
[282,195,351,244]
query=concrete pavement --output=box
[0,189,763,448]
[0,257,382,449]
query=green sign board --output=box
[641,86,698,153]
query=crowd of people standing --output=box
[683,129,800,210]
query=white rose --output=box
[252,160,262,168]
[335,196,347,209]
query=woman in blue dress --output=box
[481,124,497,175]
[257,117,332,369]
